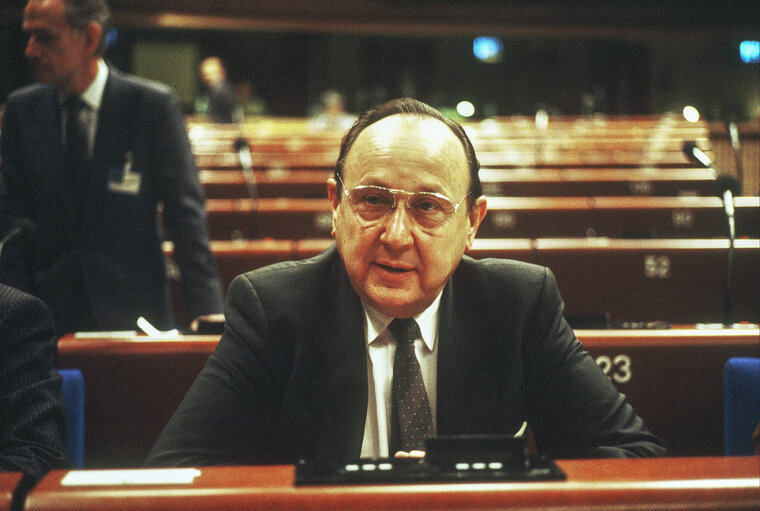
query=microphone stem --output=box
[724,234,735,327]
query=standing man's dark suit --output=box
[146,245,665,467]
[0,283,68,479]
[0,65,224,334]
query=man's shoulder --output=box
[454,255,553,303]
[106,67,176,101]
[241,245,338,287]
[6,83,56,108]
[0,284,52,339]
[459,255,547,282]
[227,245,342,316]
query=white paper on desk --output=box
[74,331,138,338]
[60,468,202,486]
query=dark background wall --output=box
[1,0,758,119]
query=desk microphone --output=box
[234,137,260,238]
[682,141,741,239]
[727,120,744,188]
[682,141,742,325]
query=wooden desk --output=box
[481,196,759,239]
[0,473,21,511]
[57,327,759,467]
[200,167,718,200]
[171,238,759,325]
[24,457,760,511]
[534,238,760,324]
[202,196,759,240]
[579,328,760,456]
[57,335,218,469]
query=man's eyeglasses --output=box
[336,174,471,231]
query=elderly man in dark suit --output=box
[0,283,68,480]
[147,98,666,467]
[0,0,223,335]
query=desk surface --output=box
[0,473,20,511]
[24,457,760,511]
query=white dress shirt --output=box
[359,294,441,459]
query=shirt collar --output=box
[362,292,442,352]
[61,58,108,110]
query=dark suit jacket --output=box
[0,66,223,334]
[146,245,665,467]
[0,283,68,479]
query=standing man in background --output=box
[198,56,242,124]
[0,0,224,335]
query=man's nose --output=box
[380,204,414,248]
[25,37,39,58]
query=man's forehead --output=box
[349,114,466,162]
[24,0,66,23]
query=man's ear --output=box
[464,195,487,252]
[327,177,339,237]
[83,22,102,57]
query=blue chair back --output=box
[723,357,760,455]
[58,369,85,468]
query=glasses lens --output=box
[347,186,395,221]
[407,193,455,226]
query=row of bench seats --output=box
[56,327,760,468]
[200,195,759,240]
[165,237,760,326]
[199,167,721,199]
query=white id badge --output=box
[108,151,142,195]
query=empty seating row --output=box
[194,147,702,170]
[199,167,720,199]
[190,133,710,155]
[201,196,759,240]
[165,237,760,326]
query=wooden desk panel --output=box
[202,197,759,240]
[25,457,760,511]
[480,167,717,198]
[580,328,760,456]
[200,169,331,199]
[178,238,760,325]
[0,473,21,511]
[534,238,760,324]
[57,336,218,469]
[56,328,758,467]
[199,167,719,200]
[195,151,337,170]
[205,198,333,240]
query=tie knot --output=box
[388,318,420,345]
[64,95,85,114]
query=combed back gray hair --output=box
[335,97,482,210]
[64,0,111,56]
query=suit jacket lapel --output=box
[437,268,511,435]
[90,68,129,195]
[34,88,80,222]
[309,254,368,462]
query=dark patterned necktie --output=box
[63,96,88,175]
[389,318,434,452]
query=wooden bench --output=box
[165,238,760,325]
[56,326,760,467]
[199,167,719,199]
[532,237,760,325]
[202,196,759,240]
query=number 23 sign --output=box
[595,354,632,384]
